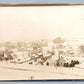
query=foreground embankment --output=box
[0,61,84,80]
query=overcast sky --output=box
[0,6,84,41]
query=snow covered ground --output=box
[0,60,84,80]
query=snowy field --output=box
[0,60,84,80]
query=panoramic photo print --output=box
[0,5,84,80]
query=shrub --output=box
[29,62,32,64]
[46,62,49,66]
[64,63,69,67]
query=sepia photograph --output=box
[0,5,84,80]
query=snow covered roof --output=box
[28,48,33,50]
[43,54,51,57]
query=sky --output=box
[0,6,84,41]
